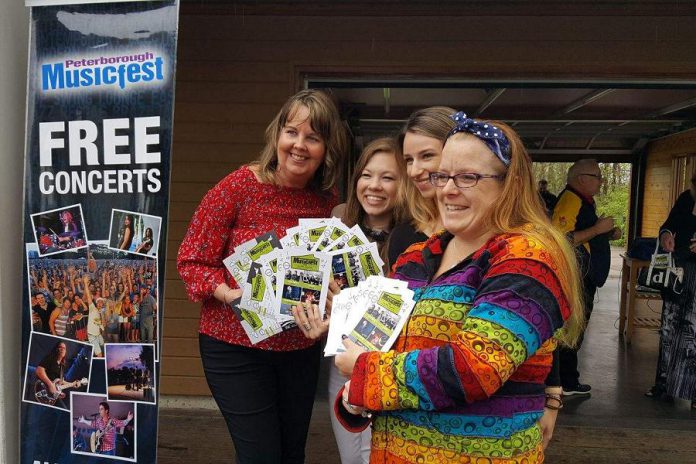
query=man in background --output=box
[538,179,557,216]
[553,159,621,396]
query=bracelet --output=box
[544,393,563,410]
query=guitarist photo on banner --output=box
[72,393,136,461]
[22,332,92,411]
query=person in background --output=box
[32,292,54,334]
[82,274,104,357]
[295,137,409,464]
[645,173,696,408]
[118,215,135,251]
[78,402,133,456]
[335,114,585,463]
[552,159,620,396]
[538,179,558,217]
[138,286,157,344]
[177,89,346,464]
[135,227,154,255]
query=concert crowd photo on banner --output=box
[19,1,179,463]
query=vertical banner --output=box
[20,1,179,463]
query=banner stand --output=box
[20,1,179,463]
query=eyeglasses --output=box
[429,172,506,189]
[580,173,603,181]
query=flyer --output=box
[274,249,331,325]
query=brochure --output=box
[274,248,331,326]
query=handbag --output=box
[637,240,684,294]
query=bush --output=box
[595,185,629,247]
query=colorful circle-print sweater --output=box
[347,230,571,463]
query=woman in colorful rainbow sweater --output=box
[335,114,585,463]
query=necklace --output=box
[362,225,390,242]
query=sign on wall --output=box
[20,1,179,462]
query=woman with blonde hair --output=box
[335,113,584,463]
[387,106,456,265]
[178,89,347,463]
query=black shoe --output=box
[562,383,591,396]
[644,385,663,398]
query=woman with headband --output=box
[335,113,585,463]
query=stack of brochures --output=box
[324,276,416,356]
[223,218,385,344]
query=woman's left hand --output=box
[341,380,366,416]
[335,337,366,377]
[690,238,696,254]
[325,280,341,318]
[292,302,329,340]
[539,406,559,450]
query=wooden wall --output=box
[641,128,696,237]
[161,10,696,395]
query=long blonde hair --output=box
[397,106,456,234]
[449,122,585,347]
[343,137,410,265]
[254,89,347,192]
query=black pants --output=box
[560,278,597,387]
[199,334,321,464]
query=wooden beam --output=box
[181,1,696,17]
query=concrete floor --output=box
[158,250,696,463]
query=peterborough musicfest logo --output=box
[40,50,166,92]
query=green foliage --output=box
[595,185,629,247]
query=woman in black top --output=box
[323,137,410,464]
[647,176,696,407]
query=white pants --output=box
[328,363,371,464]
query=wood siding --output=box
[641,128,696,237]
[162,11,696,395]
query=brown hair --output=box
[397,106,456,234]
[254,89,347,192]
[342,137,410,264]
[447,124,585,347]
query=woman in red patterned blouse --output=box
[177,89,347,463]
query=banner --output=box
[20,1,178,463]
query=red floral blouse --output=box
[177,165,337,351]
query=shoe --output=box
[562,383,591,396]
[645,385,673,402]
[645,385,662,398]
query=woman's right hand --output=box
[660,231,675,252]
[292,302,329,339]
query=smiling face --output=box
[275,105,326,189]
[402,132,444,199]
[356,151,401,227]
[436,134,506,242]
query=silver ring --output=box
[303,323,311,331]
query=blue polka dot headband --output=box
[448,111,511,167]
